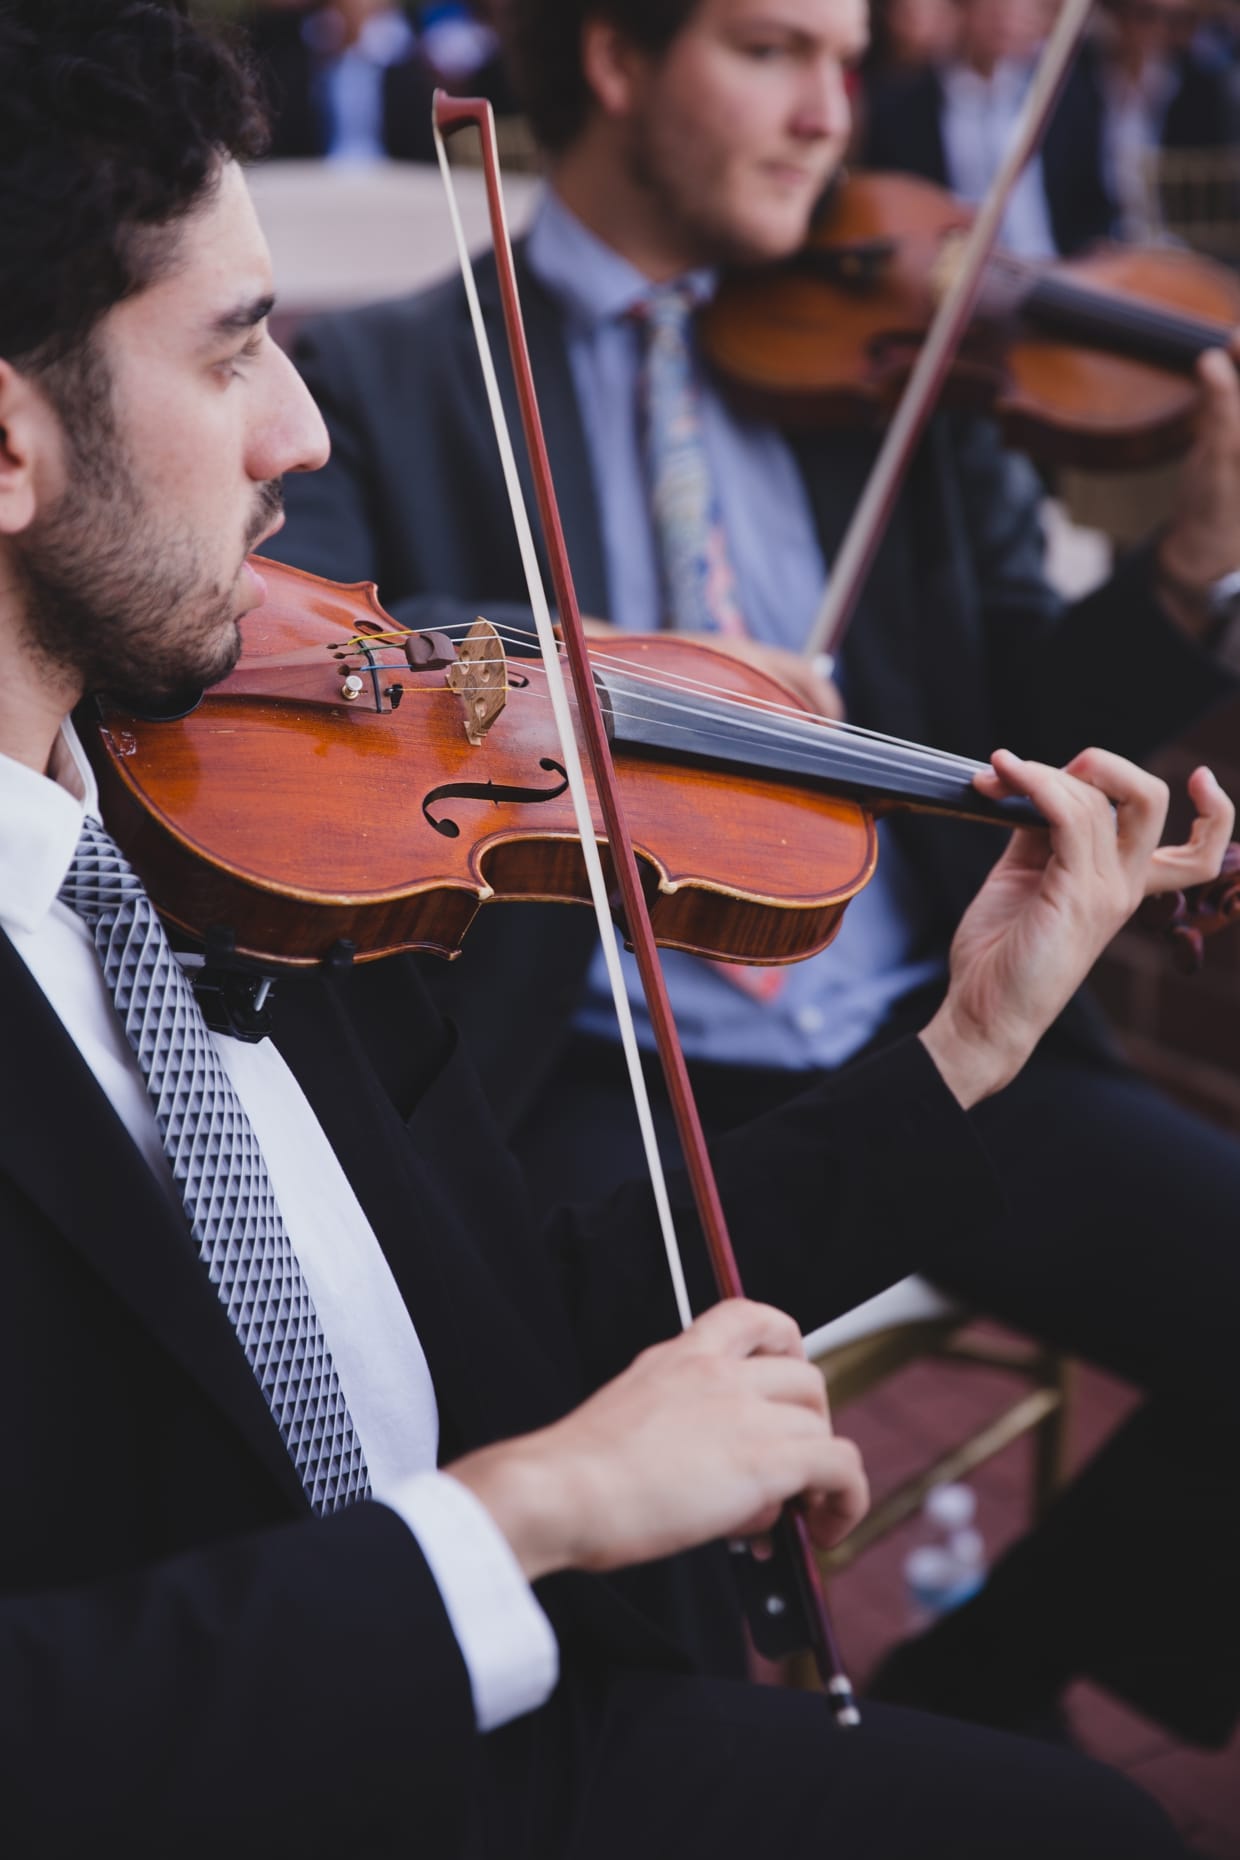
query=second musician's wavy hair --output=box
[507,0,700,153]
[0,0,265,415]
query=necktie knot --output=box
[59,814,146,924]
[633,280,698,341]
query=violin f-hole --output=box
[421,758,571,838]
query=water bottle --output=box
[902,1483,988,1632]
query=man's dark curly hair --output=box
[0,0,266,380]
[507,0,700,154]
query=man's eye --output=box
[221,334,264,378]
[740,39,788,60]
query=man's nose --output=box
[793,58,852,143]
[257,344,331,479]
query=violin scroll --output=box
[1142,841,1240,972]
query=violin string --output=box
[266,624,991,781]
[425,648,993,788]
[365,618,988,774]
[588,680,988,788]
[986,248,1230,355]
[573,651,988,775]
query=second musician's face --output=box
[613,0,868,265]
[14,161,327,711]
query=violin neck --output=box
[598,670,1040,830]
[1020,271,1230,373]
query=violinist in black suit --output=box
[272,0,1240,1751]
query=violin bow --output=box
[432,92,861,1727]
[804,0,1096,668]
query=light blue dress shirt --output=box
[526,191,944,1070]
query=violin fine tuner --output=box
[445,616,508,746]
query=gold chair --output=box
[1137,145,1240,266]
[803,1279,1072,1574]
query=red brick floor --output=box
[826,1336,1240,1855]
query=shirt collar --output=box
[0,717,99,935]
[943,55,1033,110]
[524,186,717,332]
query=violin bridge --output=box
[445,617,508,746]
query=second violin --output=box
[701,171,1240,468]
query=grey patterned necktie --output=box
[634,282,747,638]
[60,814,370,1515]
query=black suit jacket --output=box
[269,245,1234,1124]
[862,43,1234,257]
[0,910,1000,1854]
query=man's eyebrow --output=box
[206,293,277,339]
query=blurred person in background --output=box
[849,0,959,154]
[251,0,438,160]
[863,0,1237,252]
[862,0,1113,254]
[246,0,512,161]
[861,0,958,80]
[1088,0,1236,241]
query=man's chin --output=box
[99,625,242,718]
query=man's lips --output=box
[761,159,821,188]
[250,508,286,555]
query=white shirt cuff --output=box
[379,1469,559,1731]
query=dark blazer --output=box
[862,41,1234,257]
[268,246,1234,1124]
[0,912,998,1854]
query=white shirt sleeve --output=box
[381,1470,559,1731]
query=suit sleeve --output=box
[544,1035,1006,1393]
[938,415,1238,766]
[0,1500,479,1857]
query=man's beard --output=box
[622,102,829,272]
[14,353,282,715]
[624,115,756,269]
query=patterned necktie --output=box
[635,282,748,638]
[60,814,370,1515]
[635,283,786,1002]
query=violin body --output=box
[88,559,876,969]
[701,172,1240,469]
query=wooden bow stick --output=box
[433,91,861,1727]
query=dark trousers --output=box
[513,1021,1240,1747]
[469,1669,1189,1859]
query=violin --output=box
[87,557,1240,976]
[86,556,1040,972]
[701,171,1240,470]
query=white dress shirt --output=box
[0,721,557,1732]
[941,59,1059,259]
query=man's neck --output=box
[0,602,79,774]
[0,700,75,778]
[550,132,701,284]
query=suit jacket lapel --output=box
[0,932,307,1508]
[791,426,929,747]
[462,245,610,619]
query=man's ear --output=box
[580,17,651,121]
[0,359,59,538]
